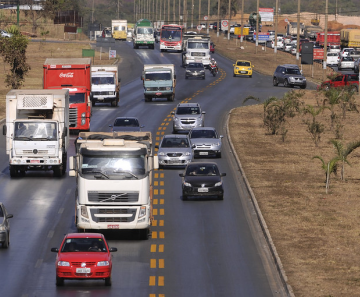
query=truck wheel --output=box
[111,100,117,107]
[145,96,151,102]
[138,228,149,240]
[9,166,17,178]
[62,153,67,175]
[92,100,96,107]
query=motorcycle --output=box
[210,64,218,77]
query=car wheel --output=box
[182,193,188,201]
[158,164,164,170]
[338,66,341,70]
[91,100,96,107]
[273,77,278,86]
[202,76,205,80]
[249,75,252,78]
[111,100,117,107]
[2,232,9,248]
[185,76,188,79]
[323,83,330,91]
[145,96,151,102]
[105,276,112,286]
[217,152,222,158]
[300,84,306,89]
[233,73,236,77]
[53,165,63,177]
[284,79,289,88]
[351,85,358,92]
[56,276,64,286]
[218,194,224,200]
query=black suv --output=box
[273,64,307,89]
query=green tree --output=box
[0,26,31,89]
[330,139,360,181]
[303,104,326,147]
[313,155,340,194]
[322,87,341,130]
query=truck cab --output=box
[182,36,211,68]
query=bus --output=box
[160,24,184,52]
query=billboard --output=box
[259,8,274,22]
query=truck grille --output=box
[148,87,167,91]
[22,150,49,154]
[192,52,206,57]
[92,91,113,95]
[69,108,77,127]
[89,208,137,222]
[88,191,139,202]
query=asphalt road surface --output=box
[0,39,316,297]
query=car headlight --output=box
[57,261,70,267]
[200,70,204,73]
[288,77,295,82]
[139,206,146,218]
[303,78,306,81]
[174,117,179,122]
[97,261,110,266]
[184,152,191,156]
[186,70,191,73]
[248,68,252,70]
[0,226,6,231]
[183,181,191,187]
[158,152,165,156]
[235,67,239,70]
[215,181,223,187]
[213,142,221,146]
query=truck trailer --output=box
[133,19,155,49]
[43,58,92,132]
[91,65,120,107]
[3,89,69,177]
[141,64,176,102]
[112,20,127,40]
[341,29,360,48]
[69,131,158,239]
[316,31,340,47]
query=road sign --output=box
[109,50,116,58]
[222,20,228,27]
[204,16,208,21]
[197,25,202,31]
[284,18,288,23]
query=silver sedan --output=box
[189,127,223,158]
[156,134,194,168]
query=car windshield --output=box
[114,118,139,127]
[81,154,146,178]
[161,138,189,148]
[161,29,181,41]
[188,63,203,68]
[343,57,354,61]
[285,68,301,75]
[236,61,250,66]
[61,238,107,252]
[187,42,209,49]
[138,28,153,34]
[191,129,216,138]
[186,164,219,176]
[14,121,57,140]
[328,53,338,56]
[176,107,200,115]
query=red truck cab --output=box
[43,58,92,132]
[319,73,359,91]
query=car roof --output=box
[191,127,216,131]
[114,117,138,120]
[279,64,299,68]
[163,134,189,139]
[235,59,251,63]
[186,161,219,166]
[65,233,104,239]
[177,103,200,107]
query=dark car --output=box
[0,203,13,248]
[273,64,307,89]
[179,162,226,200]
[210,42,215,53]
[185,62,205,79]
[109,117,144,132]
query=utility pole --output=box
[92,0,94,23]
[199,0,201,28]
[255,0,259,53]
[240,0,244,43]
[227,0,231,40]
[296,0,300,64]
[191,0,194,28]
[207,0,210,34]
[323,0,328,81]
[274,0,278,55]
[217,0,220,38]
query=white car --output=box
[284,43,293,52]
[338,56,355,70]
[340,48,355,58]
[290,44,297,55]
[328,45,341,53]
[0,29,12,38]
[271,37,284,49]
[326,52,340,67]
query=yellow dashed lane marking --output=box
[158,276,164,286]
[150,259,157,268]
[152,220,157,226]
[159,259,165,268]
[159,231,165,238]
[154,189,159,195]
[159,244,164,252]
[152,231,158,238]
[151,244,157,252]
[153,209,158,216]
[160,198,164,204]
[149,276,156,286]
[159,220,164,226]
[160,189,164,195]
[160,209,164,215]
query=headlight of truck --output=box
[215,181,223,187]
[165,87,171,90]
[139,206,146,218]
[81,206,89,219]
[186,70,191,73]
[57,261,70,267]
[146,87,152,91]
[81,112,86,118]
[97,261,109,266]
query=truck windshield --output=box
[81,155,146,179]
[92,76,115,85]
[70,93,86,104]
[161,30,181,41]
[14,122,57,140]
[188,42,209,49]
[138,28,153,34]
[145,72,171,81]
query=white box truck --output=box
[90,65,120,107]
[182,36,211,68]
[3,89,69,177]
[69,131,158,239]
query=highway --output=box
[0,39,313,297]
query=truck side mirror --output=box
[3,124,6,136]
[174,74,177,79]
[118,78,121,83]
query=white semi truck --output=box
[182,36,211,68]
[69,131,158,239]
[3,89,69,177]
[90,65,120,107]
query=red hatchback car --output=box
[51,233,117,286]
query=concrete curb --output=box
[226,108,295,297]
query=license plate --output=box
[199,152,208,155]
[30,160,40,164]
[240,71,247,73]
[76,268,91,273]
[107,224,119,229]
[155,92,162,96]
[198,188,208,192]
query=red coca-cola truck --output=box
[43,58,92,132]
[316,31,341,47]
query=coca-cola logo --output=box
[59,72,74,78]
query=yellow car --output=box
[233,60,253,77]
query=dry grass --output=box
[220,32,360,296]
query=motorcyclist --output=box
[210,58,218,73]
